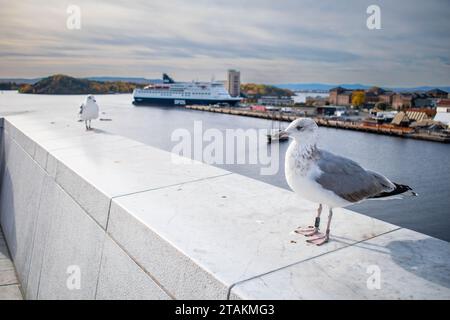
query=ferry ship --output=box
[133,74,241,106]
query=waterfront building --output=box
[305,96,328,106]
[365,87,391,106]
[328,87,352,106]
[257,96,294,106]
[391,112,411,126]
[437,99,450,108]
[405,110,430,122]
[378,92,395,105]
[434,106,450,128]
[227,69,241,97]
[392,93,415,110]
[392,90,447,110]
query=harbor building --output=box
[257,95,294,106]
[227,69,241,97]
[434,100,450,127]
[328,87,352,106]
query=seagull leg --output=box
[89,120,92,130]
[307,208,333,245]
[85,120,89,130]
[295,204,322,236]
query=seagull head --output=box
[85,95,97,104]
[285,118,318,143]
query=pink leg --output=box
[295,204,322,236]
[307,208,333,246]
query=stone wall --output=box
[1,115,449,300]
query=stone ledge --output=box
[1,112,450,300]
[230,228,450,299]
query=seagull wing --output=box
[315,149,395,203]
[79,104,84,114]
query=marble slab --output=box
[109,173,399,299]
[230,228,450,300]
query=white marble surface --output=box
[96,236,172,300]
[4,115,230,228]
[36,180,106,299]
[109,173,399,299]
[230,228,450,300]
[0,133,46,290]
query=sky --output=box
[0,0,449,86]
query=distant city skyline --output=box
[1,0,449,86]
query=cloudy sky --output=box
[1,0,449,86]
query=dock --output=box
[185,105,450,143]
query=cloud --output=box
[0,0,449,86]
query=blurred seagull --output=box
[284,118,417,246]
[79,95,99,130]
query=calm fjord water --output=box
[2,92,449,242]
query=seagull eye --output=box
[296,125,303,131]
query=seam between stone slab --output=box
[105,171,233,231]
[2,133,54,299]
[1,135,102,298]
[6,120,234,231]
[4,122,215,299]
[32,180,56,300]
[93,232,107,300]
[0,283,19,288]
[23,167,48,299]
[104,199,113,235]
[111,172,234,200]
[226,227,403,299]
[104,231,177,300]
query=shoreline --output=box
[185,105,450,143]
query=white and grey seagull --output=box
[79,95,99,130]
[284,118,417,246]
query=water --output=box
[1,92,449,242]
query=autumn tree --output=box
[352,91,365,107]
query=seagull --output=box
[79,95,99,130]
[284,118,417,246]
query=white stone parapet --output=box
[0,110,449,300]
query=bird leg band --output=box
[314,217,320,228]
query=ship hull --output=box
[133,97,240,106]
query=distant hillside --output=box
[0,78,41,84]
[18,74,144,94]
[0,82,24,90]
[241,83,294,98]
[277,83,450,93]
[86,76,162,84]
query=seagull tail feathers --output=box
[369,183,418,201]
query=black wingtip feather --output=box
[370,183,416,199]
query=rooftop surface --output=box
[0,91,449,299]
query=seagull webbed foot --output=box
[306,234,329,246]
[294,226,316,235]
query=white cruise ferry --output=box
[133,74,241,106]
